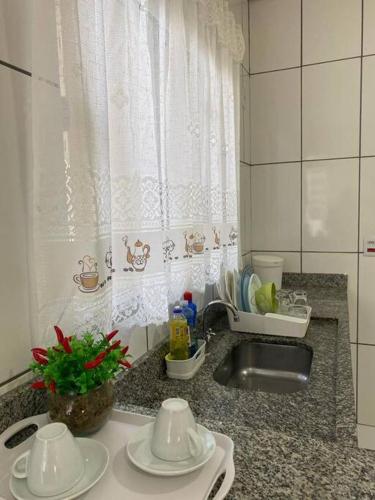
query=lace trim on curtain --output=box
[138,0,245,62]
[197,0,245,62]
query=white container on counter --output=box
[165,340,206,380]
[252,255,284,289]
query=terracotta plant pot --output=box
[48,381,114,436]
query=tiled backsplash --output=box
[239,0,375,447]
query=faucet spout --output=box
[202,299,240,339]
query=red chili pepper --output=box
[49,381,56,393]
[61,337,72,354]
[121,345,129,355]
[31,380,46,390]
[31,347,48,356]
[84,351,107,370]
[54,325,64,344]
[119,359,132,369]
[108,340,121,352]
[32,351,48,365]
[106,330,119,342]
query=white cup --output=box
[11,422,84,497]
[151,398,203,462]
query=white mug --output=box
[151,398,203,462]
[11,422,84,497]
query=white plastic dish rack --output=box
[227,307,312,338]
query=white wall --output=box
[243,0,375,448]
[0,0,32,384]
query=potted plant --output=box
[30,326,131,435]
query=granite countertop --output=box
[1,273,375,498]
[119,274,356,447]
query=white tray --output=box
[0,409,235,500]
[228,306,312,338]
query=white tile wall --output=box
[251,163,301,251]
[358,256,375,344]
[358,424,375,450]
[363,0,375,55]
[249,0,301,73]
[250,69,301,164]
[240,164,251,254]
[240,69,251,165]
[147,324,169,350]
[118,326,147,363]
[351,343,357,407]
[302,59,361,160]
[302,0,362,64]
[0,0,31,71]
[359,157,375,252]
[361,56,375,157]
[358,344,375,425]
[0,66,32,382]
[302,159,359,252]
[302,253,358,343]
[0,371,33,398]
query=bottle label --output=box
[186,326,192,346]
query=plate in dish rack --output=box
[248,273,262,314]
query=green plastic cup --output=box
[255,282,278,314]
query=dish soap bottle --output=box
[183,291,198,356]
[181,300,195,357]
[169,305,189,360]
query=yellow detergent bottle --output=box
[169,305,189,360]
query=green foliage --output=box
[30,332,131,396]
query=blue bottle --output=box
[183,291,198,356]
[183,291,197,324]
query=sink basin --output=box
[213,340,313,394]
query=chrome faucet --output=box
[202,300,240,342]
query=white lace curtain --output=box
[31,0,243,344]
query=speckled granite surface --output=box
[1,273,375,499]
[120,319,345,442]
[117,277,356,446]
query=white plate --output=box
[216,267,226,301]
[233,269,239,308]
[248,273,262,314]
[224,270,233,304]
[9,439,109,500]
[127,423,216,477]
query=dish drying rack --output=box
[227,307,312,338]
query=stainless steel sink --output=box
[213,341,313,394]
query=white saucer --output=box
[127,423,216,477]
[78,285,100,293]
[9,438,109,500]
